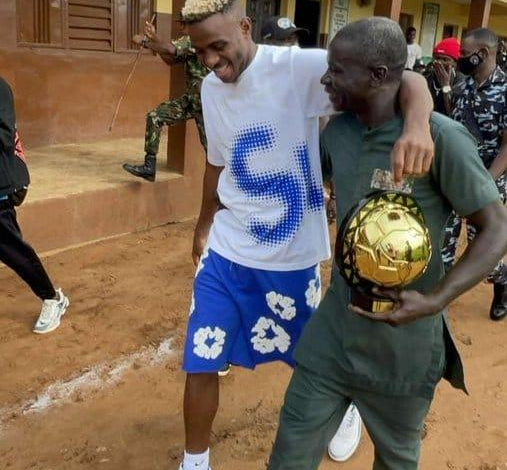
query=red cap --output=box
[433,38,461,60]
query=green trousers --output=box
[144,93,206,156]
[268,364,431,470]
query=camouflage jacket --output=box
[172,36,209,96]
[452,66,507,168]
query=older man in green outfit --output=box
[268,17,507,470]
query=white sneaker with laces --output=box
[33,288,70,334]
[328,403,362,462]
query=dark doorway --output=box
[247,0,281,43]
[399,13,414,37]
[294,0,321,47]
[443,23,459,39]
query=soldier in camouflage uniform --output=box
[123,22,209,182]
[442,28,507,321]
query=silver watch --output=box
[442,85,452,94]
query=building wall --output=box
[1,0,174,149]
[314,0,507,47]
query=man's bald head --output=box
[321,17,407,116]
[331,17,407,81]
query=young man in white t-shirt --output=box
[406,26,423,70]
[177,1,435,469]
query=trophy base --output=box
[351,289,396,314]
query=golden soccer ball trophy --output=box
[336,191,432,313]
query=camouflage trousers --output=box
[441,174,507,284]
[145,93,206,156]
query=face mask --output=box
[457,52,483,75]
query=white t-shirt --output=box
[406,43,422,70]
[202,45,333,271]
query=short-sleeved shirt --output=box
[202,45,334,271]
[406,43,422,70]
[171,36,209,95]
[295,112,500,399]
[451,66,507,168]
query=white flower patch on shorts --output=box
[189,293,195,316]
[251,317,291,354]
[266,291,297,321]
[195,246,210,278]
[193,326,226,360]
[305,266,321,309]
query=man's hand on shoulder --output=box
[394,70,435,182]
[391,121,434,183]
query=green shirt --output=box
[172,36,209,96]
[294,112,500,399]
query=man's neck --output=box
[244,41,258,70]
[356,91,398,129]
[474,61,496,86]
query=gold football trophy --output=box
[336,191,432,313]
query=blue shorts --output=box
[183,248,321,373]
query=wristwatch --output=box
[442,85,452,94]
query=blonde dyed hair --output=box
[181,0,236,23]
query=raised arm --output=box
[133,21,178,66]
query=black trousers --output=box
[0,201,56,300]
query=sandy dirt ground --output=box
[0,220,506,470]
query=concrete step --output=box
[16,136,204,253]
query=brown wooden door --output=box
[247,0,280,43]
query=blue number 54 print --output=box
[230,123,323,247]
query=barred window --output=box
[17,0,153,52]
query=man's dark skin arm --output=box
[394,71,434,182]
[351,201,507,326]
[192,162,223,265]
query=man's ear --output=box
[370,65,388,88]
[240,17,252,36]
[478,46,490,60]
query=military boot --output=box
[123,154,156,182]
[490,283,507,321]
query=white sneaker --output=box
[218,363,231,377]
[178,464,211,470]
[328,404,362,462]
[33,288,70,334]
